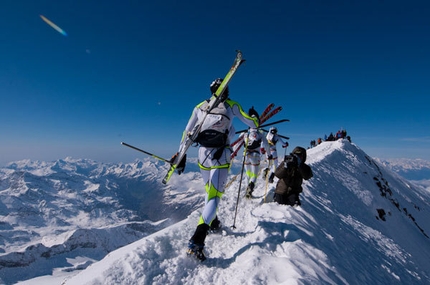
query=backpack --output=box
[196,102,231,147]
[266,132,277,145]
[246,129,262,150]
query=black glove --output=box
[170,153,187,175]
[177,153,187,174]
[169,153,178,164]
[267,154,273,160]
[213,146,225,160]
[248,106,260,122]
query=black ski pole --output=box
[232,135,248,229]
[283,144,288,159]
[264,159,272,203]
[121,142,171,163]
[235,119,289,134]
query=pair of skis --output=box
[230,103,288,160]
[122,50,246,184]
[161,50,246,184]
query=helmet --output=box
[270,127,278,134]
[210,78,229,100]
[292,146,307,162]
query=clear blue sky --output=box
[1,0,429,166]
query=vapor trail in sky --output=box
[40,15,67,36]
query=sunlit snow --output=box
[1,140,429,285]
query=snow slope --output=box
[1,140,429,284]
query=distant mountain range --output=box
[375,158,430,190]
[0,158,205,284]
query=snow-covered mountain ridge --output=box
[1,140,430,284]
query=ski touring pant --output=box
[245,150,261,185]
[197,146,231,226]
[268,145,279,174]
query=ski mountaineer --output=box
[171,78,259,261]
[264,127,289,183]
[233,118,268,199]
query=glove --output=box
[260,148,266,155]
[170,153,187,175]
[177,153,187,174]
[213,146,225,160]
[282,142,289,148]
[267,154,273,160]
[248,106,260,122]
[169,152,178,164]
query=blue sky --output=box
[1,0,429,166]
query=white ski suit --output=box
[266,129,288,178]
[237,128,268,189]
[180,98,259,227]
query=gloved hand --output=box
[248,106,260,122]
[260,148,266,155]
[170,153,187,175]
[176,153,187,174]
[213,146,224,160]
[267,154,273,160]
[282,142,289,148]
[169,152,178,164]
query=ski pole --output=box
[264,159,272,203]
[121,142,171,163]
[232,135,248,229]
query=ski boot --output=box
[209,216,222,234]
[187,240,206,261]
[268,172,275,183]
[263,168,269,179]
[245,181,255,198]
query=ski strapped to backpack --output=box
[260,106,282,123]
[230,103,275,149]
[234,119,289,134]
[259,103,275,122]
[230,105,287,160]
[162,50,246,184]
[230,119,289,159]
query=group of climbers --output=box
[168,77,313,261]
[232,125,289,198]
[310,128,351,148]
